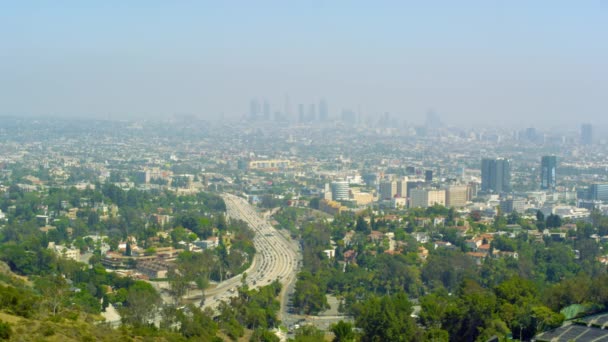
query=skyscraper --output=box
[262,99,270,120]
[319,98,328,122]
[308,103,317,121]
[379,180,397,200]
[425,170,433,182]
[425,110,442,128]
[581,124,593,145]
[481,158,511,193]
[445,185,468,208]
[249,99,260,120]
[410,188,446,208]
[284,94,291,119]
[331,181,350,201]
[540,156,557,190]
[589,184,608,202]
[298,104,305,123]
[396,178,408,198]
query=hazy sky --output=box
[1,1,607,125]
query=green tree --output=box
[120,281,161,326]
[178,305,218,340]
[0,320,11,340]
[444,280,498,342]
[419,290,451,329]
[331,320,355,342]
[355,216,370,234]
[250,328,280,342]
[531,305,564,333]
[353,292,420,342]
[293,274,328,315]
[294,325,325,342]
[546,214,562,228]
[35,275,69,316]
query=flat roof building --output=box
[410,188,446,208]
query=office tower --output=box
[540,156,557,190]
[298,104,305,123]
[524,127,537,142]
[284,94,291,119]
[319,98,328,122]
[481,159,491,192]
[410,189,446,208]
[323,183,333,200]
[406,180,426,198]
[397,178,408,198]
[136,170,151,184]
[481,158,511,193]
[589,184,608,202]
[331,181,350,201]
[467,182,479,200]
[499,198,526,214]
[262,99,270,120]
[581,124,593,145]
[379,180,397,200]
[379,112,390,127]
[249,99,260,120]
[445,185,468,208]
[363,173,378,187]
[308,103,317,122]
[425,170,433,182]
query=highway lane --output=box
[202,193,300,311]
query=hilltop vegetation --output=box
[287,205,608,341]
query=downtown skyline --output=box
[1,1,607,126]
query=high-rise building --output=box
[406,180,426,198]
[589,184,608,202]
[249,99,260,120]
[136,170,151,184]
[262,100,270,120]
[308,104,317,121]
[323,183,332,200]
[331,181,350,201]
[445,185,468,208]
[396,178,408,198]
[319,99,328,122]
[581,124,593,145]
[425,170,433,182]
[540,156,557,190]
[379,180,397,200]
[298,104,305,123]
[410,188,446,208]
[500,197,526,214]
[467,182,479,200]
[425,110,442,128]
[522,127,538,143]
[481,158,511,193]
[362,173,378,187]
[284,94,291,119]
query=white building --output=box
[410,189,446,208]
[445,185,469,208]
[48,242,80,261]
[331,181,350,201]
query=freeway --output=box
[202,193,300,311]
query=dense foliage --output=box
[288,205,608,341]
